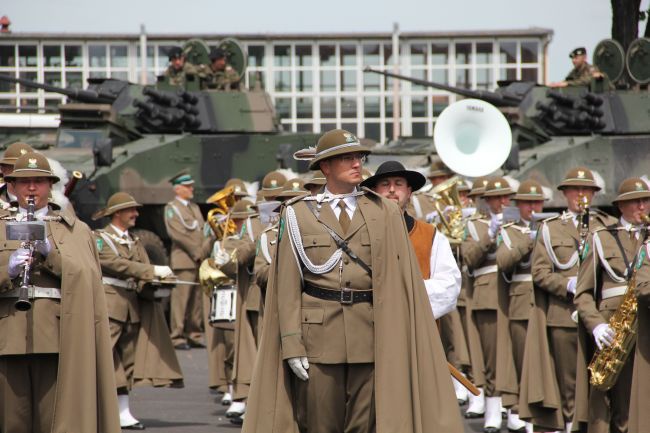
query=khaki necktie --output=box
[338,200,350,234]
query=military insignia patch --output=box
[530,186,537,194]
[580,243,590,261]
[271,179,278,187]
[343,132,358,143]
[637,247,646,270]
[27,158,38,169]
[96,237,104,251]
[19,149,27,155]
[495,181,502,189]
[577,170,585,179]
[636,181,645,191]
[166,208,174,219]
[278,216,285,241]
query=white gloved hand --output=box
[34,238,51,257]
[425,211,440,224]
[488,213,502,239]
[154,265,174,279]
[593,323,615,350]
[461,207,476,219]
[566,276,577,295]
[8,248,31,279]
[287,356,309,381]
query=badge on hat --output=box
[530,186,537,194]
[20,149,27,156]
[27,158,38,169]
[270,179,278,188]
[577,170,585,179]
[343,132,358,143]
[636,181,645,191]
[495,181,502,189]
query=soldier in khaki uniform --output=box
[0,152,120,433]
[0,141,34,206]
[242,129,463,433]
[574,177,650,433]
[94,192,183,429]
[303,170,326,194]
[533,167,616,433]
[165,170,213,349]
[462,177,525,433]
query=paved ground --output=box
[130,347,486,432]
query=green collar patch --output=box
[580,243,590,261]
[278,216,285,241]
[166,208,174,219]
[96,237,104,251]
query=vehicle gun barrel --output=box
[0,74,116,104]
[363,67,522,107]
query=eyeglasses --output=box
[336,153,367,164]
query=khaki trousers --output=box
[439,309,461,369]
[474,309,498,396]
[170,268,203,345]
[458,305,472,378]
[109,319,139,390]
[295,362,376,433]
[509,320,528,382]
[548,326,577,423]
[0,354,58,433]
[214,326,235,391]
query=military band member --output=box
[574,177,650,433]
[94,192,183,430]
[0,141,34,206]
[165,170,213,350]
[224,177,250,200]
[496,180,545,433]
[533,167,616,433]
[462,177,518,433]
[303,169,326,195]
[243,129,463,433]
[257,170,287,201]
[0,152,119,433]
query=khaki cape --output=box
[242,190,463,433]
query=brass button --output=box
[343,258,349,265]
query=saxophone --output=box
[587,215,650,391]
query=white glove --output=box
[425,211,439,224]
[34,238,51,257]
[566,276,577,295]
[287,356,309,381]
[8,248,31,279]
[488,213,502,239]
[461,207,476,219]
[153,265,174,279]
[593,323,615,350]
[528,230,537,241]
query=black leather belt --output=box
[304,283,373,304]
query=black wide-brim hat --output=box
[360,160,426,191]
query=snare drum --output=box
[209,284,237,324]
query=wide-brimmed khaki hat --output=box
[557,166,601,191]
[467,176,490,198]
[1,142,34,166]
[4,152,60,183]
[361,168,373,181]
[92,192,142,220]
[258,171,287,198]
[308,129,371,170]
[427,159,453,178]
[513,179,546,201]
[276,178,308,200]
[612,177,650,203]
[483,177,514,197]
[225,178,249,197]
[457,178,471,192]
[304,170,326,189]
[230,199,258,219]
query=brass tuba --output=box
[431,176,465,244]
[206,186,237,239]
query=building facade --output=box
[0,28,552,143]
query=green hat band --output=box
[172,174,193,185]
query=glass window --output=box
[383,44,393,65]
[499,41,517,63]
[64,45,83,67]
[18,71,38,91]
[431,69,448,85]
[521,41,538,63]
[89,70,107,79]
[476,68,492,90]
[432,95,449,116]
[321,122,337,132]
[320,70,336,91]
[364,122,381,141]
[296,70,312,92]
[136,45,155,69]
[0,45,15,67]
[499,68,517,81]
[110,45,128,68]
[476,42,493,64]
[0,79,15,92]
[44,71,62,87]
[248,45,265,67]
[363,44,380,65]
[296,45,312,67]
[296,123,313,132]
[274,45,291,67]
[319,45,336,67]
[110,71,128,80]
[65,72,83,89]
[157,45,175,69]
[431,43,448,65]
[297,97,313,119]
[340,45,357,66]
[340,123,357,134]
[43,45,62,67]
[20,98,39,109]
[455,43,472,65]
[89,45,107,68]
[364,96,380,118]
[385,97,393,117]
[385,123,393,141]
[456,69,471,89]
[45,98,63,109]
[408,68,426,91]
[18,45,38,67]
[521,68,538,82]
[274,97,291,119]
[410,44,427,66]
[363,71,380,90]
[274,70,291,92]
[340,70,356,91]
[341,97,357,118]
[411,96,428,117]
[412,122,427,137]
[247,71,266,90]
[320,97,336,118]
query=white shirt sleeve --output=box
[424,231,461,319]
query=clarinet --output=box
[15,196,36,312]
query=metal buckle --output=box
[340,287,353,304]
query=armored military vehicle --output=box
[0,39,318,262]
[366,37,650,210]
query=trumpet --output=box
[206,186,237,239]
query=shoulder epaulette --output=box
[284,195,307,206]
[543,214,561,224]
[263,223,279,233]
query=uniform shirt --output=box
[324,187,357,220]
[565,62,598,86]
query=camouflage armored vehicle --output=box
[0,39,318,261]
[365,37,650,211]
